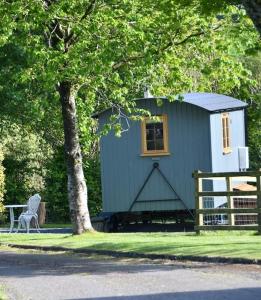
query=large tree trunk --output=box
[242,0,261,37]
[58,81,93,234]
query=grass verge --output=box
[0,285,8,300]
[0,231,260,261]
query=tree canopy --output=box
[197,0,261,37]
[1,1,257,107]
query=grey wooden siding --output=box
[99,99,212,213]
[210,109,246,198]
[210,109,246,172]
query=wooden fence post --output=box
[194,170,202,234]
[256,174,261,235]
[193,170,261,233]
[226,176,234,226]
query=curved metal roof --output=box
[93,92,247,117]
[181,92,247,112]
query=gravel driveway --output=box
[0,249,260,300]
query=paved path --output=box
[0,250,260,300]
[0,228,72,234]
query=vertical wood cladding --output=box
[98,98,246,213]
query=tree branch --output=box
[113,23,223,71]
[64,0,98,48]
[174,30,205,46]
[112,55,144,70]
[160,30,204,53]
[64,27,74,46]
[80,0,97,21]
[160,24,222,53]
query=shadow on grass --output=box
[1,232,260,261]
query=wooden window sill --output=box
[141,152,171,157]
[223,149,232,155]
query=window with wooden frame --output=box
[141,114,169,156]
[221,113,231,154]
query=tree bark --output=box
[58,81,93,234]
[242,0,261,37]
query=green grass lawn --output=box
[0,231,260,260]
[0,286,7,300]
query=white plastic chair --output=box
[17,194,41,233]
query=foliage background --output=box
[43,147,101,222]
[0,1,259,223]
[0,147,5,214]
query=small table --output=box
[5,205,28,233]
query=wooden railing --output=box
[193,170,261,234]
